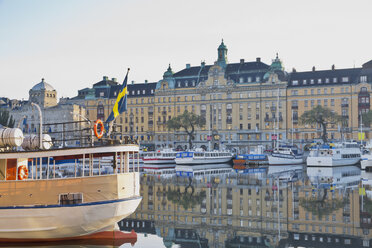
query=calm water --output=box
[4,163,372,248]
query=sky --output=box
[1,0,372,100]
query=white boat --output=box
[0,126,141,242]
[175,149,233,165]
[307,142,361,167]
[142,149,176,165]
[361,142,372,170]
[268,145,305,165]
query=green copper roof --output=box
[163,64,174,78]
[218,39,227,50]
[270,53,283,71]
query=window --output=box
[342,77,349,82]
[325,78,330,83]
[318,79,322,84]
[333,77,337,83]
[324,99,328,106]
[310,79,314,84]
[324,88,328,94]
[256,76,260,82]
[331,99,335,106]
[331,88,334,94]
[311,89,314,95]
[303,79,307,85]
[304,100,308,107]
[317,89,321,94]
[361,75,367,83]
[292,80,298,85]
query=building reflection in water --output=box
[119,164,372,248]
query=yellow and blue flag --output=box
[106,68,129,123]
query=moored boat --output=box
[307,142,361,167]
[175,149,233,165]
[268,145,305,165]
[0,124,142,242]
[142,148,176,165]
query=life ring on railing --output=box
[94,119,104,139]
[18,165,28,180]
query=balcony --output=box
[291,105,298,109]
[270,106,277,112]
[148,120,153,125]
[161,111,167,115]
[341,103,349,108]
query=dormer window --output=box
[310,79,314,84]
[342,77,349,82]
[100,92,104,97]
[192,80,195,86]
[151,89,154,94]
[143,90,146,94]
[325,78,330,83]
[256,77,260,82]
[318,79,322,84]
[292,80,298,85]
[333,77,337,83]
[185,81,188,87]
[248,77,252,83]
[114,91,117,96]
[132,90,135,95]
[177,81,181,87]
[303,79,307,85]
[239,77,244,83]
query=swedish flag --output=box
[106,68,129,123]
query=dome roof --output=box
[163,64,174,78]
[31,78,55,91]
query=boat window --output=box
[59,193,83,205]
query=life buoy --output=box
[94,119,104,139]
[18,165,28,180]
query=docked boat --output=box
[307,142,361,167]
[233,145,268,169]
[268,145,305,165]
[0,124,142,242]
[175,149,233,165]
[142,149,176,169]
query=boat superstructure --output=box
[307,142,361,167]
[175,149,233,165]
[142,149,176,168]
[0,117,142,242]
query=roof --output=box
[288,67,363,87]
[31,78,55,91]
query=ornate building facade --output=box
[68,41,372,150]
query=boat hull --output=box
[175,157,232,165]
[268,155,304,165]
[0,197,141,240]
[307,157,360,167]
[142,158,175,164]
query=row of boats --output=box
[139,141,372,169]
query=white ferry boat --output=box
[175,149,233,165]
[268,145,305,165]
[176,163,232,177]
[0,124,141,242]
[307,142,361,167]
[142,149,176,168]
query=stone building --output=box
[68,41,372,151]
[10,78,87,147]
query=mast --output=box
[276,87,280,149]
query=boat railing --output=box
[40,120,139,149]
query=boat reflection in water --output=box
[120,162,372,248]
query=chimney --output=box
[256,57,261,62]
[131,80,135,85]
[332,64,335,70]
[312,66,316,72]
[186,63,191,69]
[145,80,148,84]
[292,68,296,73]
[240,59,245,64]
[201,61,205,67]
[103,76,108,81]
[111,78,117,82]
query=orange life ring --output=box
[18,165,28,180]
[94,119,104,139]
